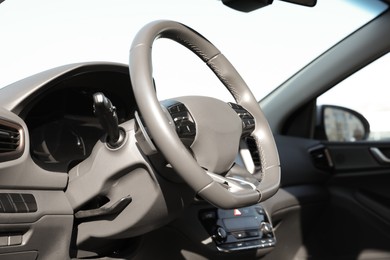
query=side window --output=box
[317,52,390,142]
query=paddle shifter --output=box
[93,92,124,148]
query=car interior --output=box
[0,0,389,259]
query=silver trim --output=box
[216,239,276,253]
[206,171,257,192]
[370,147,390,163]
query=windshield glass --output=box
[0,0,387,101]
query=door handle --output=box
[75,195,132,219]
[370,147,390,164]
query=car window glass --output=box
[0,0,386,101]
[317,52,390,141]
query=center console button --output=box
[247,230,260,237]
[232,231,247,239]
[214,227,227,243]
[260,222,273,235]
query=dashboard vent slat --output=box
[245,137,262,171]
[0,119,24,161]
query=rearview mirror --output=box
[280,0,316,7]
[222,0,316,12]
[317,105,370,142]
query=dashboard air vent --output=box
[0,119,24,162]
[245,137,262,172]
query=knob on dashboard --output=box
[213,226,227,243]
[260,222,273,235]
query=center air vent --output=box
[246,137,261,169]
[0,119,24,162]
[239,137,262,174]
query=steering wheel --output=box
[130,20,280,209]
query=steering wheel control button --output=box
[167,103,186,114]
[228,103,255,136]
[177,124,196,137]
[199,205,276,252]
[163,101,197,146]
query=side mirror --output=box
[316,105,370,142]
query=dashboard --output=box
[0,61,278,259]
[19,66,137,172]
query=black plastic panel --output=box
[274,135,330,186]
[199,205,275,252]
[325,142,390,174]
[164,101,196,147]
[0,193,37,213]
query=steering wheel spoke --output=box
[206,170,257,193]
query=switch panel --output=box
[200,205,276,252]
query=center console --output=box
[199,205,276,252]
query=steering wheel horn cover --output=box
[130,20,280,208]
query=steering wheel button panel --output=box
[164,102,197,146]
[167,103,186,113]
[228,103,256,136]
[177,124,196,136]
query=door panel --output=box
[327,143,390,172]
[307,142,390,259]
[302,185,390,260]
[264,136,390,259]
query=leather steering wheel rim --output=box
[129,20,280,209]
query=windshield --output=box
[0,0,387,101]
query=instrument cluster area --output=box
[23,69,136,172]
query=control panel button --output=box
[199,205,276,252]
[0,236,7,246]
[8,235,22,246]
[232,231,247,239]
[0,235,22,247]
[214,227,227,243]
[247,230,260,237]
[255,207,264,214]
[201,210,216,221]
[260,222,273,235]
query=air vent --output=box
[245,137,262,172]
[0,119,24,162]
